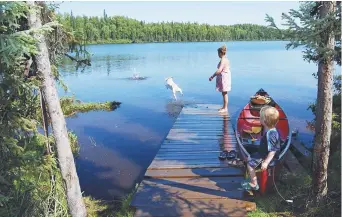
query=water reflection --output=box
[60,54,146,77]
[219,115,236,152]
[106,55,111,76]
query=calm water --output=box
[59,41,329,199]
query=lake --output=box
[59,41,328,200]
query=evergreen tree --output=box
[57,13,285,44]
[0,2,92,216]
[27,2,87,216]
[266,1,340,203]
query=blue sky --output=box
[57,1,300,26]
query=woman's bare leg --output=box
[219,92,228,112]
[223,91,228,109]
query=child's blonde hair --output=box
[260,106,279,128]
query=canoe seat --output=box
[242,109,262,126]
[249,98,276,110]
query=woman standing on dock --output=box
[209,45,231,113]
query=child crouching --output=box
[241,106,281,190]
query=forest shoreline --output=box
[85,38,286,45]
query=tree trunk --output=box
[27,2,87,217]
[312,1,336,204]
[39,88,51,154]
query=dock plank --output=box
[159,145,236,151]
[140,177,244,185]
[133,184,244,200]
[134,200,247,217]
[130,104,255,216]
[155,155,221,160]
[145,168,244,178]
[163,139,237,144]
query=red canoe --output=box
[235,88,292,194]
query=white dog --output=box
[165,77,183,100]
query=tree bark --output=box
[312,1,336,203]
[27,2,87,217]
[39,88,51,154]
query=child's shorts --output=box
[247,153,264,169]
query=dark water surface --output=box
[58,41,337,199]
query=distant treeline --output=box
[57,10,284,44]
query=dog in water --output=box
[165,77,183,100]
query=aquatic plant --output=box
[60,96,121,117]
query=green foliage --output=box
[83,189,136,217]
[60,96,121,117]
[0,3,70,216]
[0,2,91,216]
[56,13,285,44]
[1,3,124,216]
[307,75,341,152]
[68,131,80,157]
[265,2,341,66]
[0,134,70,217]
[249,164,340,217]
[47,131,80,157]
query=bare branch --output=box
[64,53,91,66]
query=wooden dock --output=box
[131,104,256,217]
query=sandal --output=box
[218,150,229,160]
[226,150,237,159]
[241,180,259,191]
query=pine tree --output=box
[266,1,340,203]
[27,2,87,216]
[104,9,107,21]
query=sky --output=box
[57,1,300,26]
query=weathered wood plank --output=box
[168,131,233,135]
[166,132,235,136]
[162,140,237,144]
[151,158,226,164]
[161,144,236,148]
[284,150,307,175]
[154,155,220,161]
[141,177,244,185]
[134,207,246,217]
[134,200,247,217]
[174,119,230,123]
[148,160,244,170]
[156,150,221,156]
[291,140,312,158]
[154,155,220,160]
[167,131,235,135]
[148,163,231,170]
[134,183,244,200]
[166,136,236,141]
[163,138,237,144]
[159,145,236,150]
[132,197,246,209]
[158,148,234,153]
[145,168,244,178]
[156,150,221,154]
[131,104,254,216]
[159,147,236,152]
[172,122,232,126]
